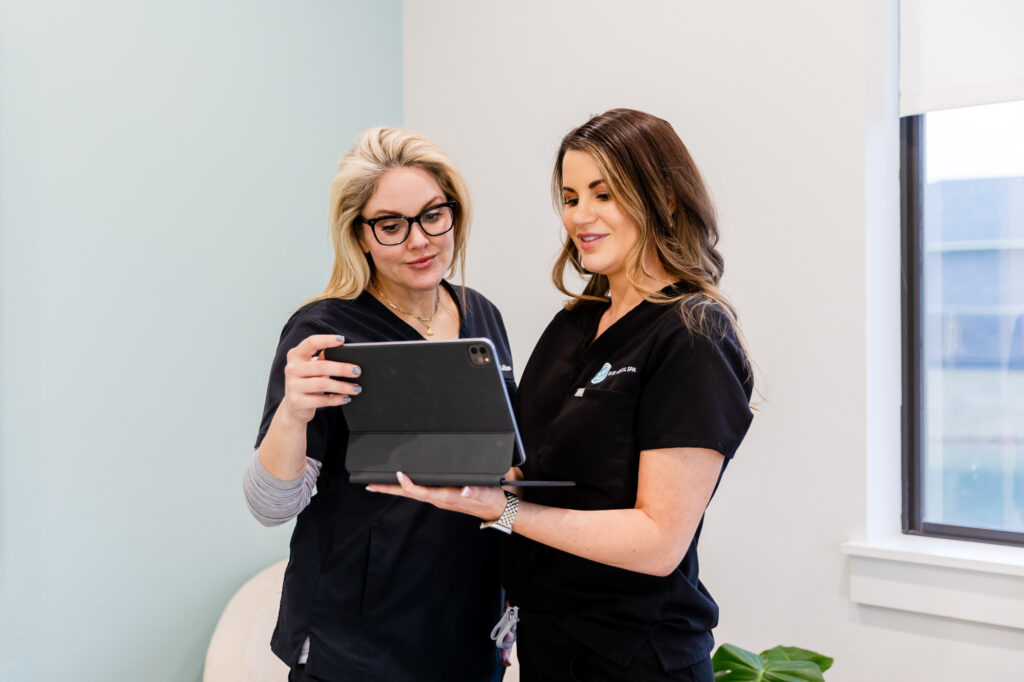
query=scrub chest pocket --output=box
[544,385,640,507]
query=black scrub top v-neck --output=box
[254,281,514,681]
[504,283,753,671]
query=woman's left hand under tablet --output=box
[366,472,508,522]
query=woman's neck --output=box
[373,279,441,319]
[604,260,674,320]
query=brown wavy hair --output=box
[552,108,740,341]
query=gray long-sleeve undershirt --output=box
[243,450,322,526]
[242,451,319,664]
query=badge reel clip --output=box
[490,604,519,667]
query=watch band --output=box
[480,491,519,534]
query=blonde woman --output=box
[244,128,511,681]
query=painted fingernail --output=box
[461,487,471,497]
[336,335,345,342]
[350,384,362,394]
[341,396,351,404]
[365,485,376,492]
[396,471,405,482]
[351,366,361,377]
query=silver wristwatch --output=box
[480,491,519,534]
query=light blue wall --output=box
[0,2,402,679]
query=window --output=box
[902,100,1024,545]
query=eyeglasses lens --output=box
[373,204,454,245]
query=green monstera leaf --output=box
[761,646,834,673]
[712,643,832,681]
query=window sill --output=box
[842,535,1024,629]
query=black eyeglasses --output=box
[357,201,457,246]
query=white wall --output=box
[404,1,1024,679]
[0,2,401,680]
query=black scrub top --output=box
[254,281,513,682]
[503,284,753,671]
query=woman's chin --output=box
[581,257,611,276]
[379,268,445,293]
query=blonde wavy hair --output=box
[311,127,472,302]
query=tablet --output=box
[324,338,573,487]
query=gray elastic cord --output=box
[490,605,519,650]
[243,450,321,526]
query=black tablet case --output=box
[324,338,527,486]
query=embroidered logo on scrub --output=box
[589,363,639,386]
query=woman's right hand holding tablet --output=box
[259,334,361,481]
[280,334,363,424]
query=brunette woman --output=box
[371,109,753,682]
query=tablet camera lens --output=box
[469,344,491,366]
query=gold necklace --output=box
[377,286,441,336]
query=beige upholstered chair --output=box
[203,558,520,681]
[203,559,289,682]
